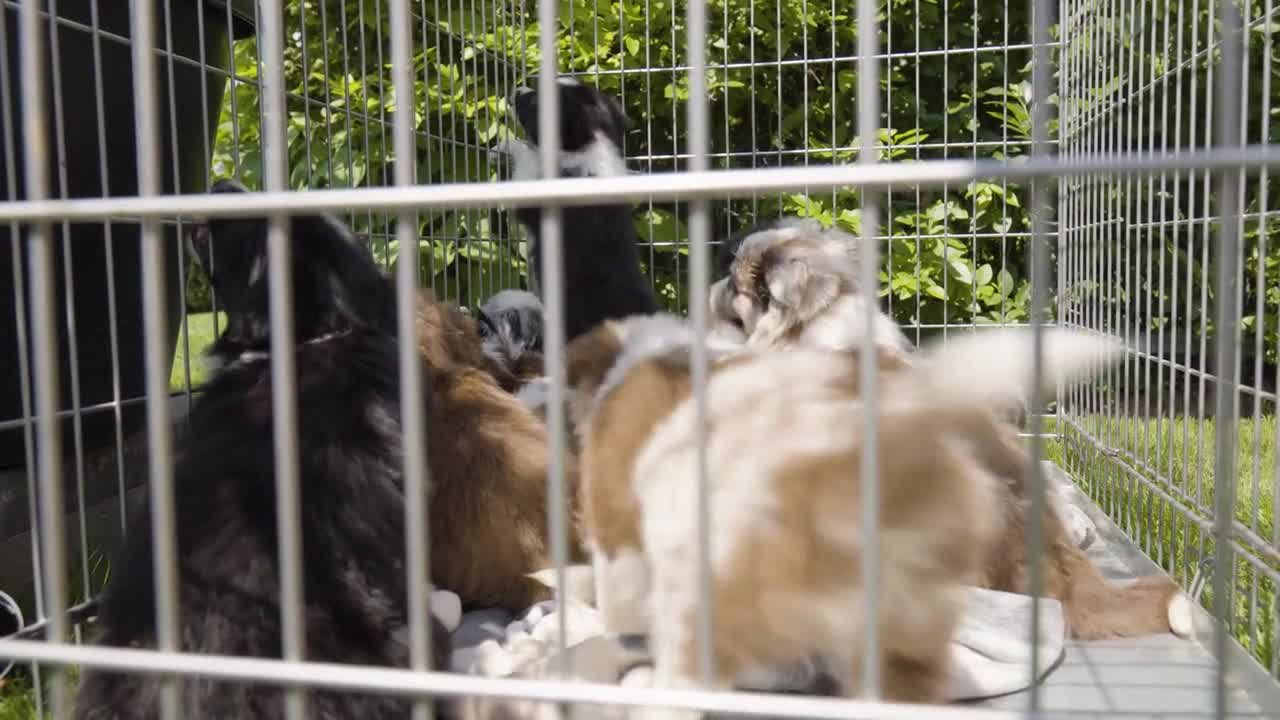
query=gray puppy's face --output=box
[477,289,545,359]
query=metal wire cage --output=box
[0,0,1278,718]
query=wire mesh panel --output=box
[1057,0,1280,683]
[0,0,523,713]
[0,0,1278,718]
[547,0,1051,339]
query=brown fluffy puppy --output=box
[563,316,1133,715]
[711,222,1192,640]
[413,289,584,610]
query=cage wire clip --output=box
[1188,556,1216,606]
[0,594,100,643]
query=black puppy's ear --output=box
[188,223,214,276]
[300,213,396,334]
[600,88,631,131]
[210,177,250,194]
[190,178,251,274]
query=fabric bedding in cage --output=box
[437,576,1067,717]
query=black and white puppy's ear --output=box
[473,305,501,339]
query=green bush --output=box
[198,0,1279,355]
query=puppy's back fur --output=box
[412,288,585,609]
[78,186,450,719]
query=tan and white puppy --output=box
[710,220,1192,641]
[566,314,1127,717]
[709,216,914,358]
[709,217,1031,426]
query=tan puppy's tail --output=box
[916,327,1126,415]
[1060,547,1194,640]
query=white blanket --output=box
[433,580,1066,719]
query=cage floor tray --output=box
[976,462,1279,718]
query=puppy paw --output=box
[629,707,701,720]
[1060,504,1096,550]
[527,565,597,606]
[431,589,463,633]
[489,137,532,162]
[1167,592,1194,638]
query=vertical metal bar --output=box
[856,0,881,699]
[940,0,950,343]
[1001,0,1011,333]
[747,0,758,220]
[161,0,193,407]
[1196,1,1218,571]
[1168,0,1188,587]
[372,0,391,267]
[1212,0,1244,714]
[224,0,243,181]
[1025,0,1054,710]
[319,2,339,196]
[259,1,307,717]
[0,2,44,679]
[968,0,978,333]
[912,0,922,348]
[1179,0,1197,581]
[298,1,314,193]
[685,0,714,686]
[1266,0,1280,679]
[44,0,91,619]
[430,0,447,282]
[1155,0,1172,575]
[18,0,64,714]
[416,0,436,279]
[880,1,890,324]
[1120,0,1136,537]
[90,0,130,535]
[642,0,656,281]
[1139,0,1156,555]
[535,0,571,679]
[1240,0,1263,657]
[131,0,181,715]
[390,3,436,719]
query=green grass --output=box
[1049,414,1278,674]
[0,677,39,720]
[169,311,224,393]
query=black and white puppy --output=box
[75,179,451,720]
[490,77,659,343]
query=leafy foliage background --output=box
[187,0,1279,366]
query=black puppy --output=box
[491,77,659,343]
[75,179,450,719]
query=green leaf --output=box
[998,269,1015,296]
[950,259,973,285]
